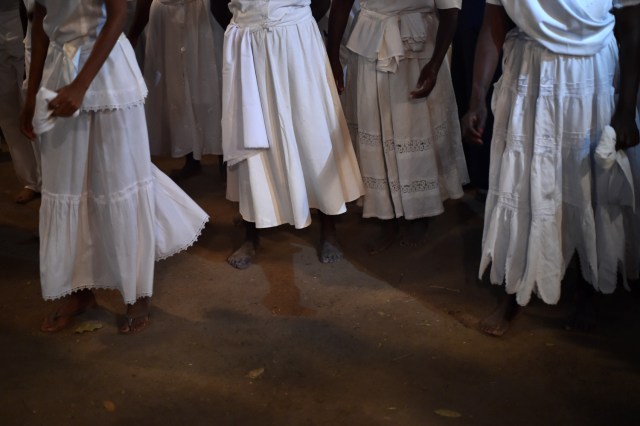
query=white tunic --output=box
[223,0,364,229]
[485,0,639,55]
[35,0,208,303]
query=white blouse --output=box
[35,0,146,111]
[486,0,640,56]
[347,0,462,73]
[229,0,312,26]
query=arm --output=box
[611,4,640,150]
[327,0,355,94]
[19,1,28,37]
[49,0,128,117]
[410,8,458,99]
[311,0,330,22]
[461,4,513,144]
[20,3,49,140]
[127,0,152,47]
[210,0,232,29]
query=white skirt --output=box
[353,45,468,220]
[144,0,222,159]
[38,105,208,304]
[224,15,364,229]
[480,30,618,306]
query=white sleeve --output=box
[435,0,462,9]
[613,0,640,7]
[485,0,503,5]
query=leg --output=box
[400,217,430,248]
[479,293,521,337]
[227,220,259,269]
[41,289,96,333]
[218,155,227,183]
[119,297,151,334]
[367,218,399,255]
[170,152,202,182]
[565,278,597,332]
[319,212,344,264]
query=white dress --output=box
[223,0,364,229]
[0,1,40,192]
[481,0,621,305]
[35,0,208,304]
[346,0,469,220]
[144,0,222,159]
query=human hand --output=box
[49,82,86,117]
[19,98,36,140]
[461,102,488,145]
[410,62,438,99]
[611,108,639,151]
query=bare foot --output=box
[15,187,39,204]
[228,241,256,269]
[119,297,151,334]
[320,235,344,264]
[41,290,96,333]
[479,294,520,337]
[400,218,429,248]
[367,219,399,255]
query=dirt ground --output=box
[1,151,639,426]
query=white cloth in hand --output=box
[594,125,635,209]
[32,87,79,135]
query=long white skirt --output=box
[354,47,469,220]
[38,105,208,304]
[480,31,618,306]
[144,0,222,159]
[225,17,364,229]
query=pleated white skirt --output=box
[224,15,364,229]
[480,30,618,305]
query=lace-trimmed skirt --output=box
[38,103,208,304]
[480,30,618,306]
[352,15,468,220]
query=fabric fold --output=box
[221,24,270,166]
[346,8,434,73]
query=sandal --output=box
[118,313,151,335]
[41,294,97,333]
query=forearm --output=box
[19,1,27,36]
[210,0,232,28]
[25,4,49,102]
[74,0,127,92]
[311,0,330,22]
[327,0,354,59]
[469,5,512,107]
[429,8,458,70]
[614,5,640,117]
[127,0,152,40]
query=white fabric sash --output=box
[221,6,313,165]
[346,8,434,73]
